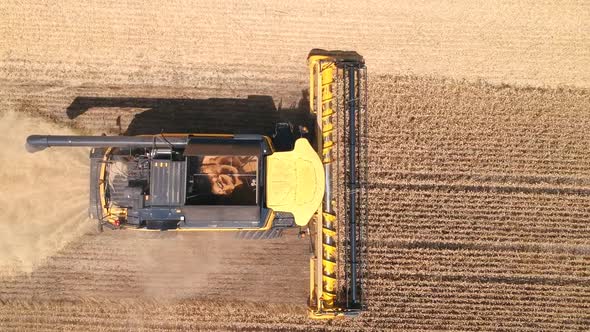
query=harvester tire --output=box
[96,220,104,233]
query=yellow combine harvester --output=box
[25,49,367,319]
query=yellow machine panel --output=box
[266,138,325,226]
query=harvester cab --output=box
[25,49,368,319]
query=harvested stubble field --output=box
[1,1,590,331]
[1,76,588,331]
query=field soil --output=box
[1,1,589,331]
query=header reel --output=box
[307,49,368,318]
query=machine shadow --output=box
[66,93,311,136]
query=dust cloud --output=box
[137,232,244,300]
[0,111,92,276]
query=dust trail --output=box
[137,232,245,300]
[0,111,92,276]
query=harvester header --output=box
[307,49,368,318]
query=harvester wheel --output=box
[96,220,104,233]
[272,122,296,151]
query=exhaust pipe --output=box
[25,135,189,153]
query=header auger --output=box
[25,49,368,319]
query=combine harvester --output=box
[25,49,368,319]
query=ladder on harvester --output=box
[307,49,368,319]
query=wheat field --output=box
[1,1,589,331]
